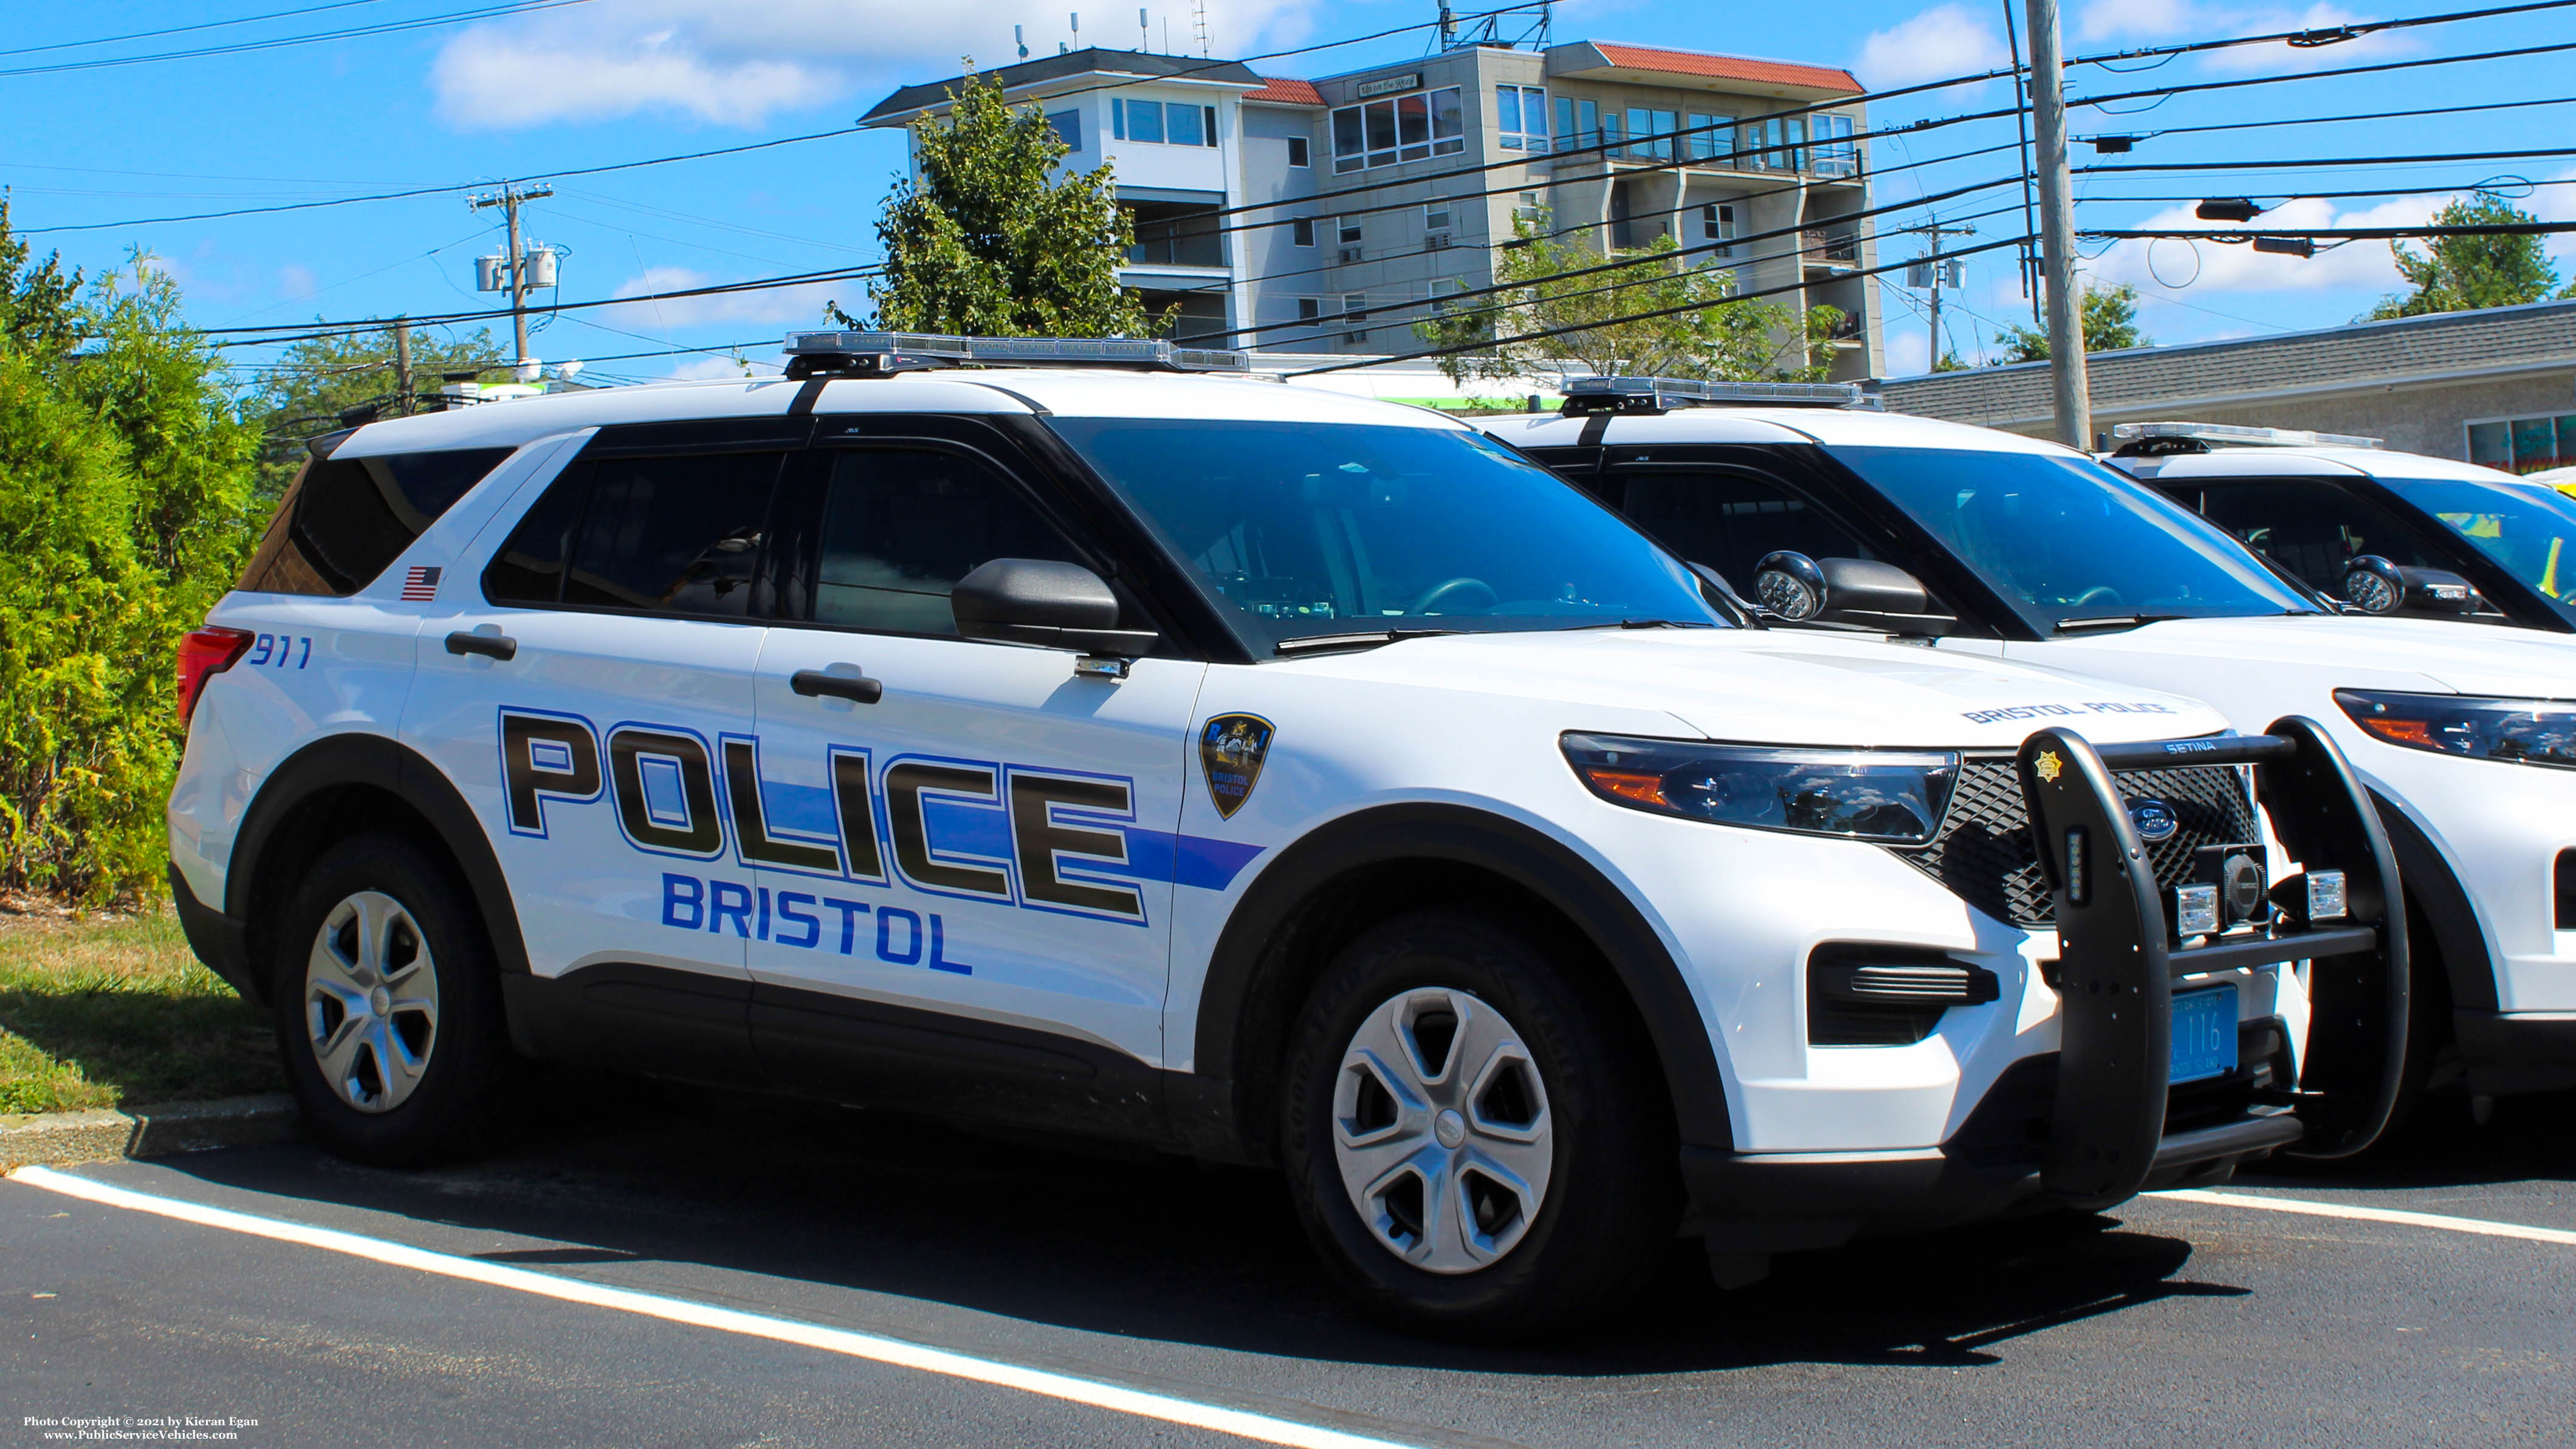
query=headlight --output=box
[2334,690,2576,769]
[1561,733,1959,845]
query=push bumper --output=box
[1687,718,2407,1250]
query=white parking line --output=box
[9,1165,1423,1449]
[2151,1188,2576,1246]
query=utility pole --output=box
[393,318,413,415]
[1906,223,1976,374]
[2024,0,2091,448]
[469,182,553,375]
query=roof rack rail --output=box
[2107,420,2383,457]
[1559,375,1877,416]
[781,331,1251,379]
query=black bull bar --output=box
[2019,717,2407,1206]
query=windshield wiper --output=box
[1564,617,1714,631]
[2052,613,2188,634]
[1273,628,1461,657]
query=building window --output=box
[1298,297,1322,322]
[1686,112,1733,164]
[1291,216,1316,247]
[1046,109,1083,151]
[1810,114,1860,177]
[1343,292,1369,320]
[2469,413,2576,473]
[1112,98,1218,147]
[1495,84,1547,150]
[1700,203,1737,258]
[1424,200,1452,232]
[1626,108,1678,162]
[1286,134,1310,167]
[1329,86,1466,172]
[1553,97,1605,154]
[1338,216,1362,244]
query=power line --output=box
[2079,143,2576,174]
[0,0,600,81]
[2075,91,2576,145]
[0,0,396,58]
[2067,0,2576,64]
[201,264,886,346]
[2083,221,2576,240]
[2085,176,2576,204]
[2066,36,2576,114]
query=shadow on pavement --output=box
[2235,1086,2576,1193]
[151,1069,2240,1376]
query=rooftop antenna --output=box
[1436,2,1455,49]
[1139,7,1149,50]
[1191,0,1209,56]
[1015,23,1029,60]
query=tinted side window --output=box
[1615,470,1874,592]
[239,447,514,595]
[2194,481,2444,594]
[483,452,785,615]
[810,449,1088,635]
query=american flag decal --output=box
[401,566,442,601]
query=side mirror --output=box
[1751,552,1958,637]
[952,558,1159,657]
[2341,555,2479,619]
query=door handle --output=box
[445,631,517,662]
[791,668,882,704]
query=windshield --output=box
[1046,417,1725,651]
[2381,474,2576,624]
[1829,445,2318,632]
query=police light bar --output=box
[2109,420,2383,449]
[1561,376,1870,413]
[781,331,1249,375]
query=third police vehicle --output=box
[167,336,2398,1337]
[1484,379,2566,1118]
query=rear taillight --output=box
[177,626,255,727]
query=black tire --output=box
[269,834,517,1166]
[1279,909,1677,1340]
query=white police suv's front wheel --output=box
[1282,910,1676,1340]
[272,835,516,1166]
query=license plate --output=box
[2171,985,2239,1084]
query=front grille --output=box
[1895,756,2259,927]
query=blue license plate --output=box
[2171,985,2240,1084]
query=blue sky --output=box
[6,0,2572,385]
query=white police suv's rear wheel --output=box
[303,891,441,1114]
[1332,988,1555,1273]
[1283,910,1675,1340]
[272,835,514,1166]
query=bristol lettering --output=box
[495,707,1149,927]
[659,872,974,974]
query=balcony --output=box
[1801,230,1861,269]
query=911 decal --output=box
[496,707,1155,927]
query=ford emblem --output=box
[2126,797,2179,843]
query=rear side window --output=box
[808,448,1090,635]
[1614,469,1878,592]
[238,447,514,595]
[2193,481,2445,594]
[483,451,787,617]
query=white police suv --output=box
[2100,421,2576,635]
[168,336,2398,1338]
[1483,378,2564,1119]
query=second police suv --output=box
[167,335,2401,1338]
[1483,378,2576,1122]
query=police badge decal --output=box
[1199,713,1276,820]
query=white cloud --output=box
[1855,4,2012,91]
[278,264,318,300]
[603,264,846,329]
[652,354,781,382]
[2070,0,2413,75]
[432,0,1315,129]
[2086,193,2442,298]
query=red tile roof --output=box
[1586,43,1861,94]
[1243,75,1325,106]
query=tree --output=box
[0,216,260,899]
[833,68,1152,337]
[2364,197,2574,320]
[245,324,504,502]
[1413,219,1843,389]
[1995,279,2148,361]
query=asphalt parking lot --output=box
[5,1078,2571,1449]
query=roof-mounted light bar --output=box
[2109,420,2384,450]
[1560,375,1874,416]
[781,330,1249,379]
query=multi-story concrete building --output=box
[862,37,1884,380]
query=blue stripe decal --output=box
[1174,834,1265,892]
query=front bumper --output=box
[1687,717,2408,1249]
